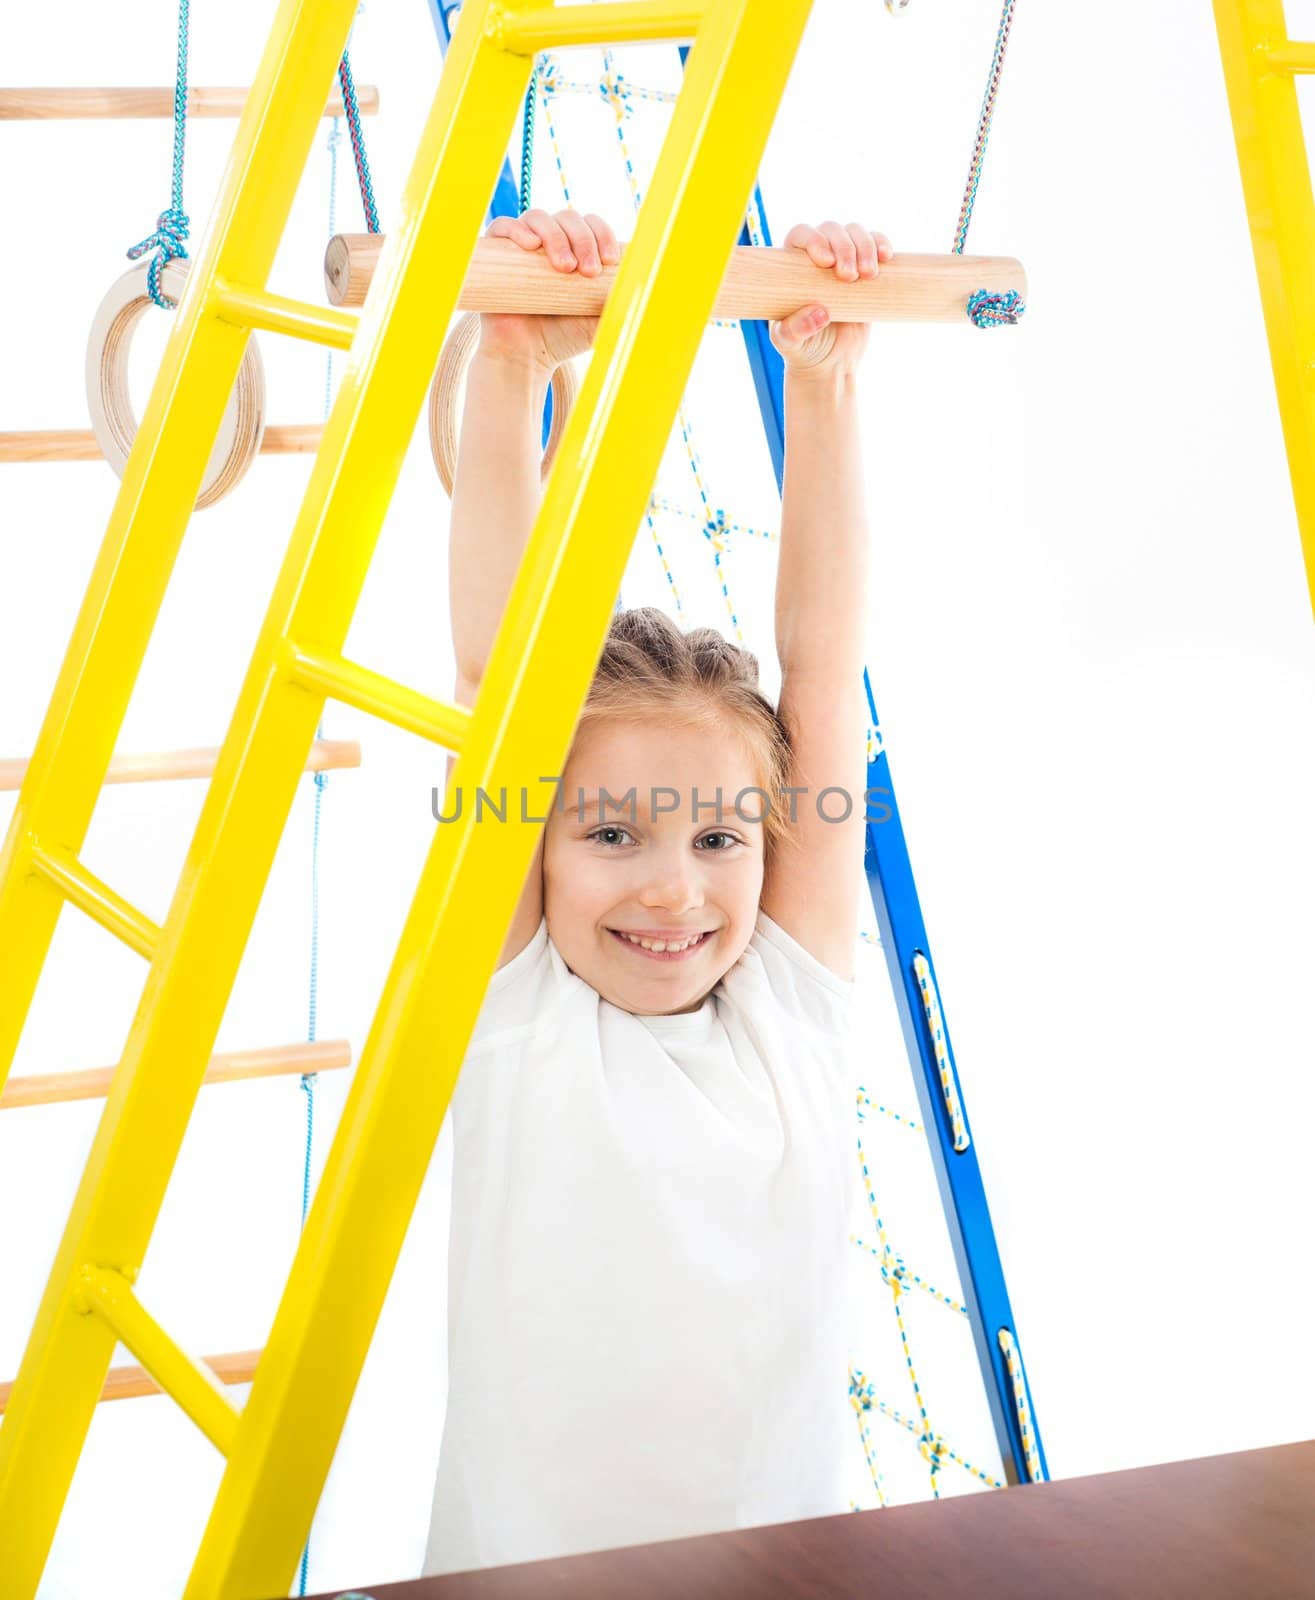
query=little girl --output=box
[426,207,889,1575]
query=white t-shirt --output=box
[424,907,856,1576]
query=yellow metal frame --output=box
[1216,0,1315,618]
[0,0,815,1593]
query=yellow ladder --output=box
[0,0,813,1592]
[1216,0,1315,619]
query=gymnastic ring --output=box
[428,312,579,498]
[85,258,266,511]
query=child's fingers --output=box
[846,223,880,278]
[872,231,893,262]
[487,214,544,252]
[514,208,579,269]
[817,220,859,280]
[584,212,621,267]
[782,221,836,269]
[772,303,829,350]
[555,211,602,275]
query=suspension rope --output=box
[338,50,380,233]
[520,64,538,213]
[126,0,191,309]
[952,0,1024,328]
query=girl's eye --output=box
[696,832,741,852]
[589,826,634,847]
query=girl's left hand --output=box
[770,222,892,379]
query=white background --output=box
[3,1,1314,1595]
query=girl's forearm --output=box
[449,351,552,686]
[775,370,870,681]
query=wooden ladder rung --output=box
[0,1348,262,1413]
[0,1038,353,1112]
[0,87,379,121]
[0,737,360,793]
[0,424,325,465]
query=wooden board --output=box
[304,1441,1315,1599]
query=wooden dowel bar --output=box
[0,423,325,464]
[0,1349,262,1412]
[0,1038,352,1111]
[0,86,379,121]
[325,234,1028,324]
[0,738,359,793]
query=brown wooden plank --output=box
[303,1442,1315,1599]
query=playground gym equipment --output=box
[0,0,1309,1594]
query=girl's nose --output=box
[638,854,704,913]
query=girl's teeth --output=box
[622,932,701,952]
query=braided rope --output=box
[338,51,380,233]
[856,1090,920,1133]
[520,62,538,213]
[912,952,969,1152]
[953,0,1018,254]
[865,1395,1004,1491]
[848,1369,889,1506]
[536,59,575,207]
[952,0,1025,329]
[126,0,191,309]
[966,286,1024,328]
[998,1329,1044,1482]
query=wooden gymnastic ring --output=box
[85,258,266,511]
[428,313,578,497]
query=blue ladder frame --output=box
[426,0,1046,1488]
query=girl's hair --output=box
[575,607,798,859]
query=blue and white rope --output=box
[952,0,1025,329]
[126,0,191,309]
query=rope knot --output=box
[536,55,562,96]
[598,67,634,118]
[126,208,190,309]
[849,1370,876,1413]
[881,1251,909,1300]
[966,287,1025,329]
[701,507,729,554]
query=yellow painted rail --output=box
[1215,0,1315,618]
[0,0,817,1593]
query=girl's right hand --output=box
[478,209,620,373]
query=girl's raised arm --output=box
[760,222,889,981]
[445,210,618,965]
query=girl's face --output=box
[543,715,767,1015]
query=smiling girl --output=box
[426,207,884,1574]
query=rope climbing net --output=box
[516,17,1021,1507]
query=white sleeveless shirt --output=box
[424,909,856,1575]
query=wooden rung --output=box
[0,1038,352,1111]
[0,423,324,465]
[0,1348,261,1413]
[0,86,379,121]
[325,233,1029,322]
[0,737,360,793]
